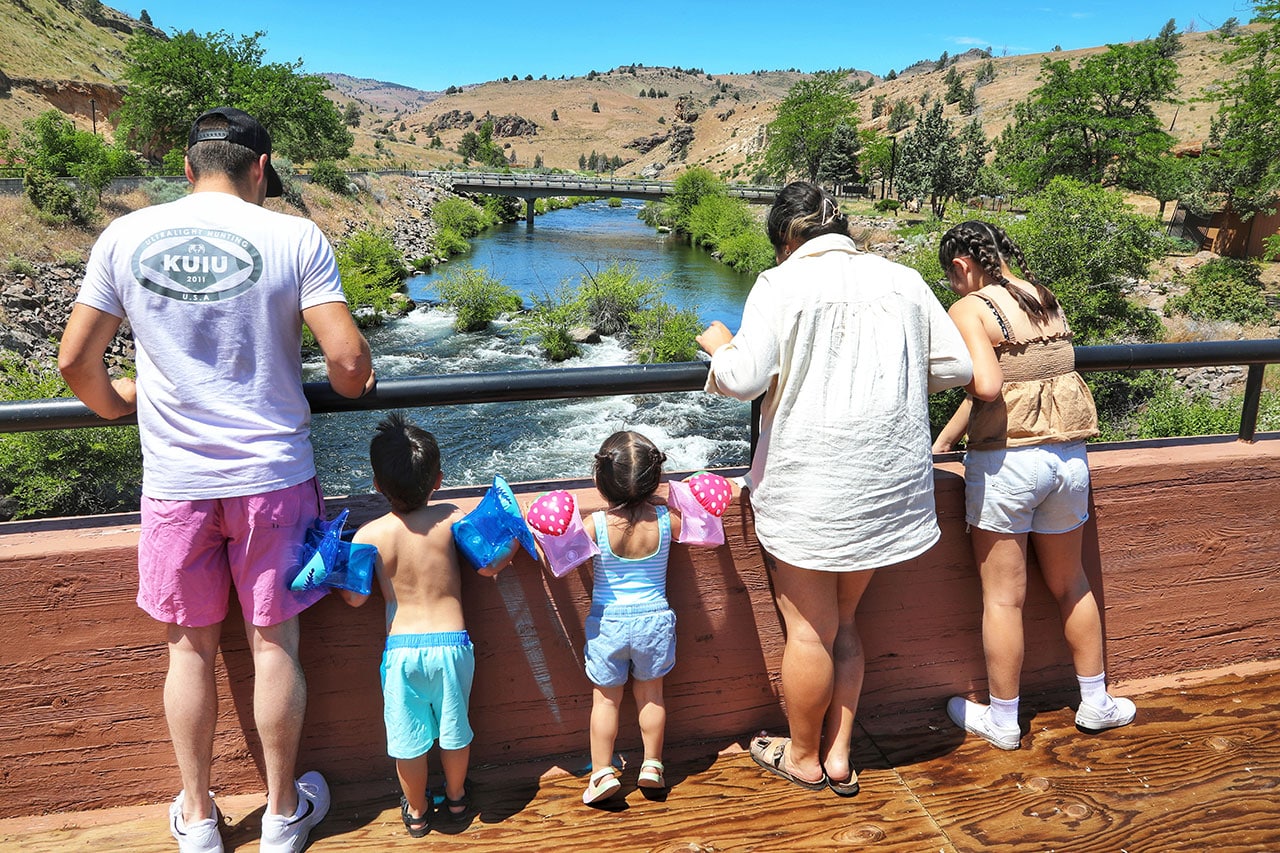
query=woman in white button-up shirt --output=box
[697,182,972,796]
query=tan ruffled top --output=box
[966,286,1098,450]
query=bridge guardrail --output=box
[2,340,1279,442]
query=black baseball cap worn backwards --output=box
[188,106,283,198]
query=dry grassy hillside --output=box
[334,27,1248,180]
[0,0,156,141]
[0,0,1256,185]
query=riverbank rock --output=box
[0,261,134,371]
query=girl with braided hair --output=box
[579,431,683,804]
[934,220,1135,750]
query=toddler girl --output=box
[579,430,682,804]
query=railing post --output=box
[1239,363,1265,443]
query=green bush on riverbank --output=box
[641,169,775,277]
[0,353,141,521]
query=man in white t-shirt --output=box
[59,106,374,853]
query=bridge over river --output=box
[413,170,781,224]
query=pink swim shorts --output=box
[137,478,329,628]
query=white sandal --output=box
[637,759,666,789]
[582,766,621,804]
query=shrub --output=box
[518,285,584,361]
[23,167,92,224]
[578,262,657,335]
[334,228,405,315]
[432,197,487,237]
[141,177,188,205]
[1003,177,1163,344]
[1166,258,1272,324]
[433,226,471,257]
[687,194,754,249]
[873,198,901,214]
[309,160,351,195]
[632,304,702,363]
[0,353,142,520]
[5,254,36,276]
[434,265,523,332]
[1264,232,1280,263]
[718,229,775,276]
[669,167,726,234]
[1119,382,1280,439]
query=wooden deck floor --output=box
[3,662,1278,853]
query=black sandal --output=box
[442,788,472,821]
[400,794,430,837]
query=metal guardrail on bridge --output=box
[415,170,782,204]
[2,340,1279,442]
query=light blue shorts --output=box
[584,602,676,688]
[380,632,475,759]
[964,441,1091,535]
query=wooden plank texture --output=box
[2,664,1277,852]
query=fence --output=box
[2,340,1279,446]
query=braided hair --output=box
[593,431,667,522]
[766,181,850,251]
[938,220,1059,324]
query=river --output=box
[307,199,757,496]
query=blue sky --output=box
[128,1,1253,91]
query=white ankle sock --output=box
[988,694,1020,729]
[1077,671,1115,709]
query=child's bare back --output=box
[350,502,467,635]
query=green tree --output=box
[342,102,362,127]
[818,122,861,189]
[895,104,988,218]
[1194,1,1280,217]
[117,29,352,162]
[1155,17,1183,58]
[1133,153,1192,219]
[763,71,860,182]
[18,111,140,220]
[994,41,1178,191]
[668,166,726,233]
[857,128,894,197]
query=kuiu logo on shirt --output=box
[131,228,263,302]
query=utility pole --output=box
[90,99,97,134]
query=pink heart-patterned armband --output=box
[525,490,599,577]
[668,471,733,547]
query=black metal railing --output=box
[2,340,1278,442]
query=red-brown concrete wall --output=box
[2,436,1278,818]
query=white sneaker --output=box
[169,790,223,853]
[946,696,1022,750]
[260,771,331,853]
[1076,696,1137,732]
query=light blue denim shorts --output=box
[584,602,676,688]
[964,441,1091,535]
[380,632,475,759]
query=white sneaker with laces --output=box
[1075,696,1137,732]
[259,771,331,853]
[946,696,1022,750]
[169,790,223,853]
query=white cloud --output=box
[951,36,990,46]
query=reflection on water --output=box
[309,200,756,496]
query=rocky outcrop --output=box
[624,132,670,154]
[674,95,700,123]
[427,109,475,132]
[488,114,538,138]
[668,123,695,157]
[8,78,125,125]
[0,261,134,371]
